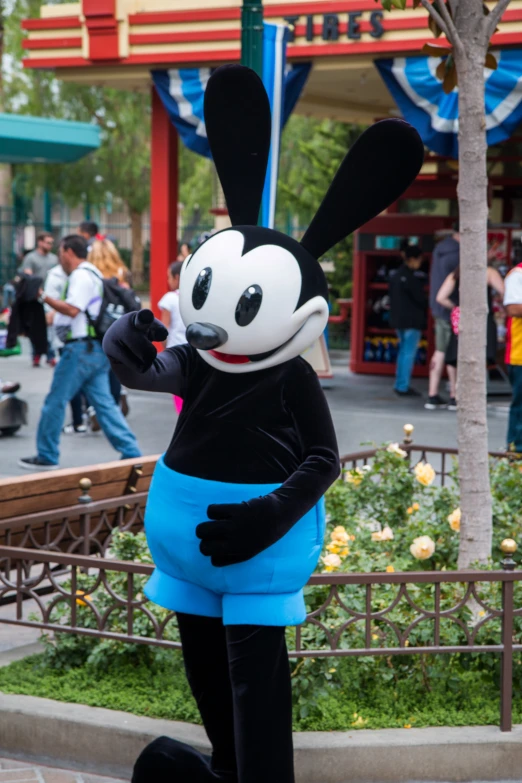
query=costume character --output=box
[103,65,424,783]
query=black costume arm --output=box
[102,310,191,395]
[196,360,340,566]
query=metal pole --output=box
[241,0,263,78]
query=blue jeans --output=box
[508,365,522,451]
[69,369,121,427]
[395,329,421,392]
[37,340,141,464]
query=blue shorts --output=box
[143,456,325,626]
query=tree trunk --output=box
[129,207,144,287]
[454,4,492,568]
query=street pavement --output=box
[0,758,515,783]
[0,757,124,782]
[0,343,511,478]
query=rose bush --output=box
[31,445,522,726]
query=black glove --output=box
[196,496,290,567]
[102,310,168,374]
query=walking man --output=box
[425,227,459,410]
[504,262,522,452]
[19,235,141,470]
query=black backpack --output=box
[86,274,141,338]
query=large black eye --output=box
[235,285,263,326]
[192,267,212,310]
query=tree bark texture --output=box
[130,207,144,287]
[453,0,492,567]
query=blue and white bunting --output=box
[375,50,522,159]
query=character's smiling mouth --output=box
[208,336,296,365]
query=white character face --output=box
[179,228,329,373]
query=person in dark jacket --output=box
[426,228,459,409]
[389,243,427,397]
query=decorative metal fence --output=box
[0,441,520,732]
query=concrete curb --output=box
[0,693,521,782]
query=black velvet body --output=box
[104,313,339,567]
[108,335,338,487]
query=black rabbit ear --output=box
[204,65,271,227]
[300,119,425,259]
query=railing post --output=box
[500,539,517,732]
[78,478,92,557]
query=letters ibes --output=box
[283,11,385,42]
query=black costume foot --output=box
[132,736,236,783]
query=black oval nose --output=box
[186,322,228,350]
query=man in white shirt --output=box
[19,235,141,470]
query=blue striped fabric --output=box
[152,68,212,158]
[376,50,522,158]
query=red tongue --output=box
[209,350,250,365]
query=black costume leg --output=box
[132,612,237,783]
[226,624,295,783]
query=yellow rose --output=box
[372,526,394,542]
[410,535,436,560]
[448,507,461,532]
[326,543,341,554]
[386,565,395,573]
[407,507,413,515]
[345,468,364,485]
[414,462,436,487]
[322,553,342,572]
[339,547,349,557]
[387,442,407,458]
[413,502,420,511]
[76,590,92,607]
[331,529,349,544]
[333,525,346,534]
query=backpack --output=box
[89,277,141,338]
[79,270,140,339]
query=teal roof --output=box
[0,113,100,164]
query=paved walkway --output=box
[0,758,124,782]
[0,343,512,478]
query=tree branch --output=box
[420,0,464,57]
[485,0,511,40]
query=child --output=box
[158,261,186,413]
[389,243,427,397]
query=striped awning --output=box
[375,50,522,158]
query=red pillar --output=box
[150,86,178,316]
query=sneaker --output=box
[63,423,88,434]
[424,395,448,410]
[18,455,58,471]
[87,406,100,432]
[32,356,41,368]
[394,388,421,397]
[47,358,57,368]
[448,397,458,411]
